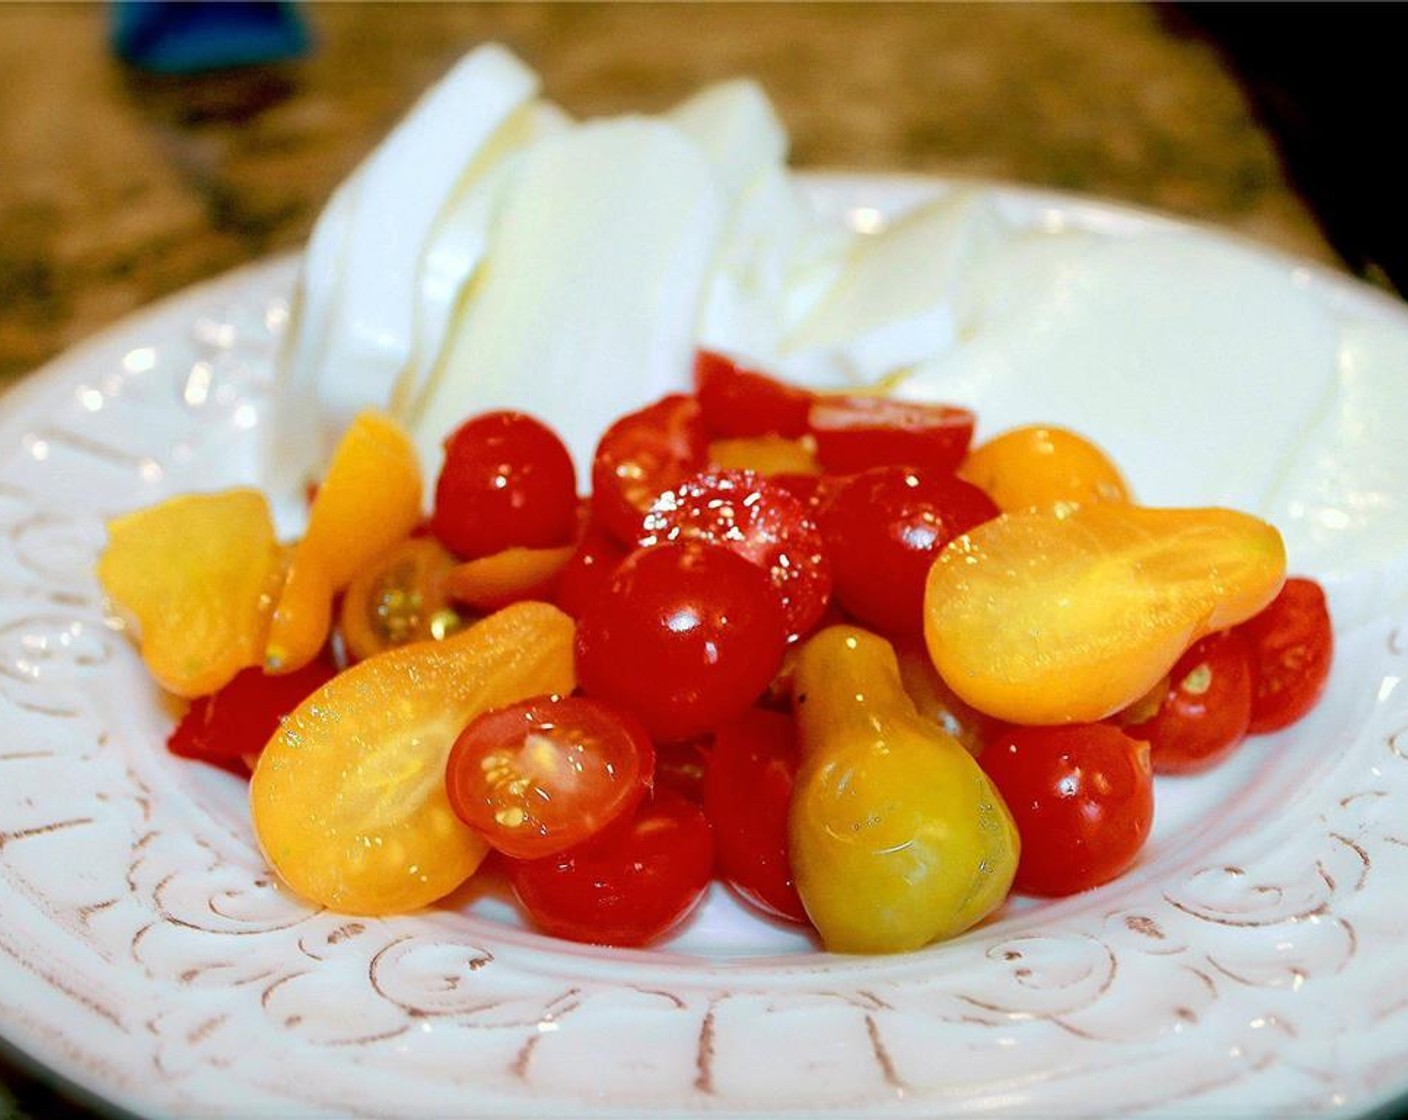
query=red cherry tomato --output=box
[575,540,789,742]
[694,350,814,439]
[1124,630,1254,774]
[808,396,975,476]
[552,522,628,619]
[167,649,340,773]
[980,723,1154,897]
[654,736,711,805]
[641,469,832,641]
[703,709,807,923]
[820,465,999,635]
[1237,577,1333,734]
[590,394,708,547]
[505,788,714,947]
[431,411,578,560]
[445,694,654,860]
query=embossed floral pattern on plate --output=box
[1,178,1407,1119]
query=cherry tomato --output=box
[980,723,1154,897]
[703,709,807,923]
[167,649,340,773]
[1123,630,1254,774]
[808,395,974,476]
[553,523,629,619]
[694,350,814,438]
[1237,577,1333,734]
[590,394,708,547]
[641,469,832,641]
[960,424,1130,514]
[339,537,462,662]
[505,788,714,947]
[820,465,998,635]
[432,411,578,560]
[575,540,789,741]
[654,736,711,804]
[445,695,654,860]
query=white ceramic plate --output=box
[2,177,1407,1119]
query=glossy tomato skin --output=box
[432,411,578,560]
[590,394,708,547]
[703,708,807,923]
[821,465,999,635]
[1124,630,1254,774]
[505,788,714,947]
[808,396,975,476]
[1237,577,1333,734]
[553,523,629,619]
[575,541,789,742]
[167,649,340,772]
[980,723,1154,897]
[694,350,814,439]
[642,469,832,642]
[445,694,654,860]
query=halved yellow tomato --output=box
[250,601,576,915]
[924,503,1286,725]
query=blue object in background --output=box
[112,1,311,74]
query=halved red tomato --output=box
[808,395,975,476]
[445,694,654,860]
[694,350,814,439]
[590,394,708,546]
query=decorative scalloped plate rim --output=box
[1,175,1407,1120]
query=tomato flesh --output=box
[446,694,654,860]
[339,537,462,662]
[506,788,714,947]
[980,723,1154,897]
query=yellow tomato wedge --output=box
[251,600,576,915]
[97,488,282,697]
[924,503,1286,725]
[266,410,422,673]
[442,543,577,612]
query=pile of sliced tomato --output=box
[98,351,1334,953]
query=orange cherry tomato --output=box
[442,543,576,612]
[339,537,462,662]
[960,424,1130,514]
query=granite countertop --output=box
[0,3,1343,1116]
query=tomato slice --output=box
[505,788,714,947]
[641,468,833,641]
[1122,629,1253,774]
[694,350,814,439]
[167,649,340,773]
[807,395,974,476]
[589,394,708,547]
[339,537,462,663]
[445,695,654,860]
[442,543,576,612]
[1237,576,1333,734]
[703,708,807,923]
[980,723,1154,897]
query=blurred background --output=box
[0,2,1395,1115]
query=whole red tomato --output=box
[980,723,1154,897]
